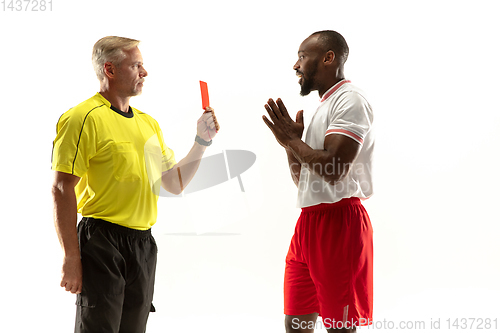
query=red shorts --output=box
[284,197,373,329]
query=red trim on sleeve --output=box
[320,79,351,102]
[325,129,363,144]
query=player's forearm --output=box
[287,138,348,186]
[286,148,301,187]
[162,142,207,194]
[52,183,80,258]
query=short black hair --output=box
[310,30,349,65]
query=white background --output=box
[1,0,499,332]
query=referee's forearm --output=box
[161,141,207,194]
[52,184,80,258]
[176,142,207,190]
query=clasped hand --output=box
[263,98,304,148]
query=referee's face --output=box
[115,46,148,97]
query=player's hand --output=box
[197,107,220,142]
[263,98,304,148]
[60,255,83,294]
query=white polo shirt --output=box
[297,79,374,208]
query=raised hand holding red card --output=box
[197,81,220,143]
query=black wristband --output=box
[195,135,212,146]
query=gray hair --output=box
[92,36,140,81]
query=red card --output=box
[199,81,210,110]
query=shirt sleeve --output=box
[51,110,97,177]
[325,90,373,146]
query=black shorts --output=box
[75,217,157,333]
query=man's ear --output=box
[324,50,336,65]
[104,62,115,79]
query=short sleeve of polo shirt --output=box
[52,110,97,177]
[325,90,373,146]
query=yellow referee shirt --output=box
[52,93,176,230]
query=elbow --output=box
[161,165,185,196]
[161,177,183,196]
[51,184,60,200]
[323,166,350,186]
[51,182,68,199]
[169,187,183,196]
[161,182,183,196]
